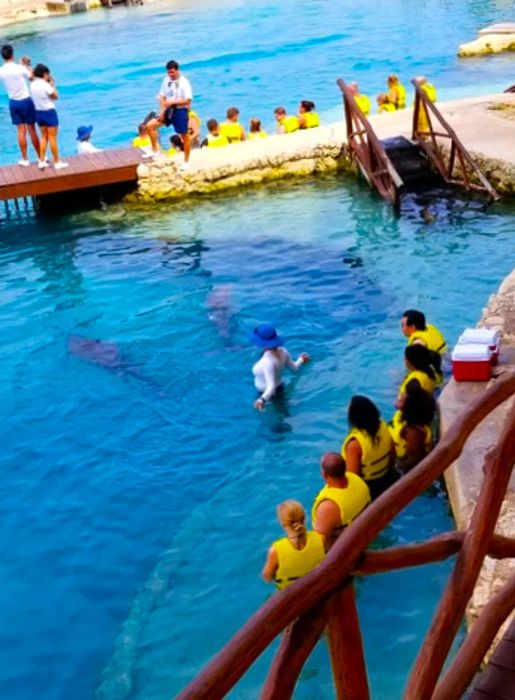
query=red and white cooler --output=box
[452,344,492,382]
[457,328,500,365]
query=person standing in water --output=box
[250,323,310,410]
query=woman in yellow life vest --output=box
[298,100,320,129]
[414,76,437,134]
[132,123,152,149]
[349,82,371,116]
[248,117,267,140]
[188,110,201,148]
[396,345,440,409]
[376,94,396,113]
[219,106,246,143]
[386,74,407,109]
[341,395,397,500]
[201,118,230,148]
[274,106,299,134]
[389,381,436,471]
[167,133,184,156]
[261,500,325,590]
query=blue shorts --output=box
[163,107,189,134]
[35,108,59,128]
[9,97,36,125]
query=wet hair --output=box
[402,381,436,426]
[206,118,218,132]
[403,309,426,330]
[166,60,179,71]
[274,106,286,116]
[348,395,381,438]
[170,134,184,151]
[1,45,13,60]
[405,344,437,380]
[33,63,49,79]
[300,100,315,112]
[277,500,307,549]
[226,106,239,119]
[249,118,261,132]
[321,452,347,479]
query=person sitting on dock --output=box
[396,345,440,409]
[348,83,371,116]
[298,100,320,129]
[76,125,101,154]
[261,500,326,589]
[376,94,396,113]
[389,380,436,471]
[201,119,230,148]
[220,106,246,143]
[312,452,371,548]
[401,309,447,357]
[414,76,437,133]
[132,123,152,150]
[146,59,192,169]
[340,395,397,500]
[248,118,267,140]
[168,133,184,156]
[0,45,40,167]
[30,63,68,170]
[274,106,299,134]
[188,110,201,148]
[386,74,406,110]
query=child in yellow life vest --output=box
[298,100,320,129]
[348,82,371,116]
[386,74,406,109]
[219,106,246,143]
[132,123,152,150]
[261,500,325,590]
[201,119,230,148]
[389,380,436,471]
[248,117,267,140]
[274,106,299,134]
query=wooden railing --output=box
[411,79,499,201]
[337,78,402,206]
[176,372,515,699]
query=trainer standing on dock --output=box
[0,45,40,166]
[147,60,192,169]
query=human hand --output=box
[300,353,311,363]
[254,398,266,411]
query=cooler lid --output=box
[452,343,492,361]
[459,328,500,345]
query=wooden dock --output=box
[468,617,515,700]
[0,147,145,201]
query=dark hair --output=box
[405,344,437,380]
[403,309,426,330]
[274,106,286,115]
[402,382,436,426]
[170,134,184,151]
[226,106,239,119]
[207,118,218,131]
[33,63,50,79]
[348,395,381,437]
[300,100,315,112]
[1,45,13,60]
[166,60,179,71]
[321,452,347,478]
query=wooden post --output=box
[326,580,370,700]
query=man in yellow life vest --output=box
[274,106,299,134]
[386,74,406,109]
[349,82,371,116]
[219,106,246,143]
[414,76,437,133]
[201,118,230,148]
[312,452,371,548]
[401,309,447,357]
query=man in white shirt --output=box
[0,44,40,166]
[76,125,101,154]
[146,59,192,168]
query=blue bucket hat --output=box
[249,323,284,349]
[76,125,93,141]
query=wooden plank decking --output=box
[468,617,515,699]
[0,147,145,201]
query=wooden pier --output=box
[0,147,145,202]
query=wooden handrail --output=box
[176,371,515,700]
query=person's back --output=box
[390,382,436,469]
[220,106,245,143]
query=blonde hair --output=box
[277,500,307,549]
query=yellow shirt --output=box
[132,135,151,148]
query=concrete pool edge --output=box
[441,268,515,656]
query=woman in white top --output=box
[30,63,68,170]
[250,323,310,411]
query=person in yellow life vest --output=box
[219,106,246,143]
[167,133,184,156]
[401,309,447,357]
[248,117,267,140]
[376,93,396,113]
[414,76,437,133]
[298,100,320,129]
[341,395,397,500]
[201,118,230,148]
[274,106,299,134]
[389,381,436,471]
[396,344,440,409]
[386,74,406,109]
[261,500,326,590]
[312,452,371,548]
[348,82,371,116]
[188,110,201,148]
[132,123,152,150]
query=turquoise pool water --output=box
[1,2,514,700]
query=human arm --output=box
[189,116,200,141]
[402,426,427,468]
[240,125,246,141]
[284,350,310,371]
[261,546,278,583]
[343,438,363,476]
[46,76,58,100]
[254,356,279,409]
[313,500,341,545]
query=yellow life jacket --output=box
[278,115,299,133]
[421,82,437,102]
[189,110,201,127]
[389,410,432,459]
[312,474,371,531]
[248,130,268,140]
[207,133,230,148]
[304,112,320,128]
[132,135,151,148]
[394,83,406,109]
[408,323,447,356]
[354,94,371,116]
[167,147,177,156]
[379,102,396,113]
[398,369,436,398]
[273,531,325,590]
[341,419,393,481]
[219,122,244,143]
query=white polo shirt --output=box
[159,73,192,104]
[30,78,55,111]
[0,62,31,100]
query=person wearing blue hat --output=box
[76,125,101,155]
[250,323,310,411]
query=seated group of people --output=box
[261,308,447,590]
[349,75,437,116]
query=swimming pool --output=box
[1,2,515,699]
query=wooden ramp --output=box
[468,617,515,700]
[0,147,145,201]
